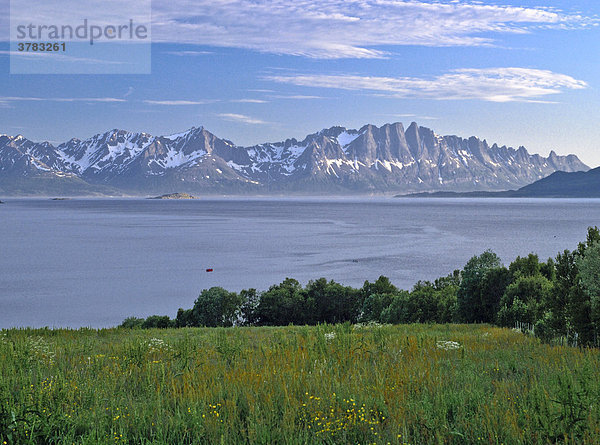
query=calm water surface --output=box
[1,197,599,328]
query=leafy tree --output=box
[548,250,578,337]
[456,250,502,323]
[498,274,552,325]
[433,270,461,290]
[540,257,556,282]
[120,316,144,329]
[358,276,399,323]
[255,278,310,326]
[497,298,529,327]
[191,287,243,327]
[576,241,600,344]
[305,278,361,324]
[360,276,397,300]
[436,284,459,323]
[577,226,600,256]
[381,280,458,324]
[408,280,458,323]
[360,293,395,323]
[417,271,460,323]
[509,253,541,280]
[409,282,441,323]
[544,227,600,345]
[175,308,194,327]
[535,311,558,343]
[479,267,511,323]
[381,291,412,324]
[567,285,593,346]
[565,227,600,345]
[142,315,174,329]
[239,288,260,326]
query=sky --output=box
[1,0,600,166]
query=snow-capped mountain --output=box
[0,122,589,195]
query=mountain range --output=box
[0,122,589,196]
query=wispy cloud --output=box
[248,89,277,93]
[387,114,439,120]
[218,113,268,124]
[269,94,326,100]
[0,51,128,65]
[4,1,595,59]
[124,87,134,98]
[149,1,597,59]
[163,50,213,56]
[0,96,126,103]
[143,100,215,105]
[230,99,269,103]
[265,68,588,102]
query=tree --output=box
[360,293,395,323]
[358,276,399,323]
[381,279,458,324]
[360,276,397,300]
[305,278,361,324]
[381,291,412,324]
[239,288,260,326]
[509,253,541,280]
[479,267,511,323]
[175,308,194,327]
[120,316,144,329]
[433,270,461,290]
[255,278,310,325]
[436,284,459,323]
[577,226,600,256]
[540,258,556,282]
[497,298,528,328]
[142,315,174,329]
[576,241,600,344]
[547,250,577,337]
[567,285,593,345]
[456,250,503,323]
[409,282,441,323]
[497,274,552,325]
[191,287,243,327]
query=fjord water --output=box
[1,197,600,328]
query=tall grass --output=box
[1,324,599,444]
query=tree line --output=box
[122,227,600,346]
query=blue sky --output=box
[1,0,600,166]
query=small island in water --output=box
[149,192,198,200]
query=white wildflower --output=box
[28,337,56,364]
[324,332,336,342]
[436,340,462,351]
[352,321,388,330]
[145,338,171,353]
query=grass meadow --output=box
[1,324,599,444]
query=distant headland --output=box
[149,193,197,200]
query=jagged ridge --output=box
[0,122,589,195]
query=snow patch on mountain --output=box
[152,148,207,169]
[336,131,361,148]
